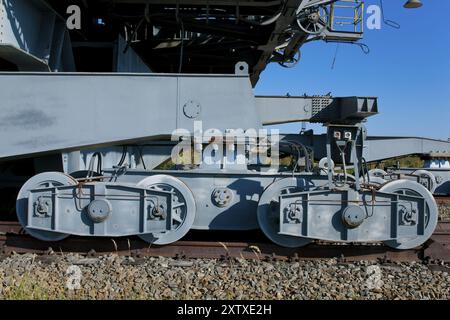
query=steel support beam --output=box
[364,137,450,162]
[0,73,256,160]
[256,95,377,125]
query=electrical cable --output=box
[178,18,185,73]
[379,0,401,29]
[323,40,370,54]
[136,146,147,170]
[123,18,145,54]
[331,43,339,69]
[341,152,347,184]
[117,146,128,167]
[282,140,313,174]
[361,157,369,184]
[87,152,102,178]
[239,0,286,26]
[175,4,185,74]
[354,42,370,54]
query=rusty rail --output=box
[1,221,449,263]
[435,196,450,206]
[2,193,450,262]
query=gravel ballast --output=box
[0,206,448,300]
[439,204,450,221]
[0,254,448,300]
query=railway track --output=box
[435,195,450,206]
[1,220,449,263]
[1,196,449,263]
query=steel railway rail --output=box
[1,221,449,263]
[435,196,450,206]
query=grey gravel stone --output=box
[439,204,450,221]
[169,260,194,267]
[70,258,99,266]
[0,253,448,300]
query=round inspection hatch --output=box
[183,100,201,119]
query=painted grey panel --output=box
[0,73,259,160]
[0,73,178,158]
[104,169,328,231]
[364,137,450,162]
[255,96,312,125]
[177,75,258,131]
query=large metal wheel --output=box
[16,172,77,242]
[318,157,335,172]
[369,169,387,178]
[362,176,386,187]
[365,169,387,186]
[380,180,438,250]
[297,6,329,35]
[137,175,196,245]
[257,178,312,248]
[278,51,301,68]
[412,169,436,193]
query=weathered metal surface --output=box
[2,0,450,251]
[0,234,431,262]
[255,96,377,125]
[423,240,450,262]
[0,221,23,234]
[0,73,256,160]
[387,168,450,196]
[364,137,450,163]
[1,222,448,262]
[430,221,450,244]
[11,120,442,248]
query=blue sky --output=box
[255,0,450,140]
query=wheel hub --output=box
[16,172,77,242]
[137,175,196,245]
[257,178,312,248]
[380,179,438,249]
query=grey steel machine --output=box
[0,0,448,249]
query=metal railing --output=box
[329,0,364,33]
